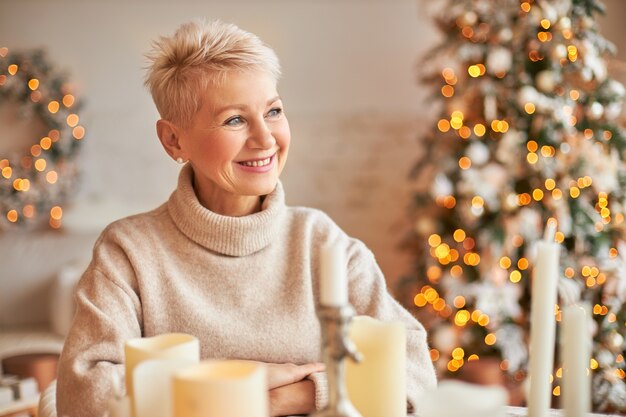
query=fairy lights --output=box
[0,47,86,229]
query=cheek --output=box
[276,122,291,150]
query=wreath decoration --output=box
[0,47,86,230]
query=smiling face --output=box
[166,70,290,215]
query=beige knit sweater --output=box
[56,165,436,417]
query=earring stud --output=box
[176,157,184,164]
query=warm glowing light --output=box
[484,333,496,345]
[427,265,442,282]
[7,210,18,223]
[527,140,538,152]
[450,265,463,277]
[570,187,580,198]
[524,102,536,114]
[455,310,471,326]
[471,196,484,208]
[468,354,479,361]
[459,157,471,170]
[67,114,79,127]
[438,119,451,132]
[552,189,563,200]
[453,229,466,242]
[540,146,555,157]
[458,126,471,139]
[499,256,512,269]
[50,206,63,220]
[512,235,524,247]
[28,79,39,90]
[443,196,456,209]
[540,19,551,29]
[510,270,522,283]
[553,386,561,396]
[532,189,544,201]
[428,234,442,247]
[603,131,613,140]
[584,129,593,139]
[500,360,509,371]
[567,45,578,61]
[46,170,58,184]
[430,349,440,361]
[473,124,486,136]
[62,94,75,107]
[468,65,481,77]
[48,101,60,114]
[527,153,538,164]
[609,247,618,258]
[590,359,598,370]
[569,90,580,100]
[1,167,12,179]
[8,64,18,75]
[537,32,552,42]
[40,137,52,150]
[72,126,85,140]
[441,85,454,98]
[521,2,531,12]
[452,348,465,360]
[34,158,46,171]
[30,144,42,157]
[0,47,7,57]
[453,296,466,309]
[435,244,451,259]
[518,258,529,270]
[463,237,475,250]
[545,178,556,190]
[414,293,427,307]
[22,205,35,218]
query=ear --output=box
[156,119,185,161]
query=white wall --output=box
[1,0,625,301]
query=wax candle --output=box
[561,304,591,417]
[528,221,560,417]
[125,333,200,417]
[172,360,268,417]
[319,243,348,306]
[133,358,196,417]
[345,315,406,417]
[420,380,508,417]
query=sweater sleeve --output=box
[56,236,142,417]
[346,239,437,415]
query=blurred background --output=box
[1,0,625,413]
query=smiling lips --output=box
[236,153,276,171]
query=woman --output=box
[56,19,436,417]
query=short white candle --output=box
[319,243,348,306]
[345,316,406,417]
[561,304,591,417]
[420,380,508,417]
[172,360,268,417]
[528,222,560,417]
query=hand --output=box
[269,379,316,417]
[262,361,325,389]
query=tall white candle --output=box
[561,304,591,417]
[172,360,268,417]
[528,221,560,417]
[319,243,348,306]
[345,316,406,417]
[125,333,200,417]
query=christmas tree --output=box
[400,0,626,411]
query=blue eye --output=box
[267,108,282,118]
[225,116,243,127]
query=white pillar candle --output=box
[560,304,591,417]
[528,222,560,417]
[133,358,196,417]
[345,315,406,417]
[172,360,268,417]
[125,333,200,417]
[319,243,348,306]
[420,380,508,417]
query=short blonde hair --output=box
[144,19,281,127]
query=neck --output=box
[194,181,262,217]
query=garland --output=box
[0,47,85,230]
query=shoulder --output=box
[95,203,169,249]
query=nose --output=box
[247,119,276,150]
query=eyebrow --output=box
[214,96,281,114]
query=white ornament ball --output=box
[551,44,567,60]
[498,27,513,42]
[536,70,556,93]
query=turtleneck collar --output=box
[167,164,286,257]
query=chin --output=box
[243,177,279,197]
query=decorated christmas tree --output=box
[400,0,626,411]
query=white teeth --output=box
[241,157,271,167]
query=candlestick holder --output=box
[311,304,363,417]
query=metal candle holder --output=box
[310,304,363,417]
